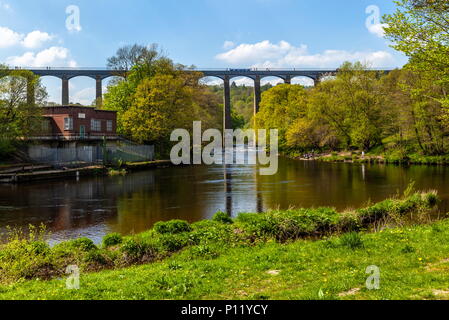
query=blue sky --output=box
[0,0,407,104]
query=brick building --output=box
[41,106,117,140]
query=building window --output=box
[107,120,113,132]
[91,119,101,132]
[64,117,73,131]
[78,113,86,119]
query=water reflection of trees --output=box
[256,159,449,212]
[1,159,448,240]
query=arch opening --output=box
[199,75,224,86]
[39,75,64,105]
[67,76,104,107]
[260,75,284,87]
[290,76,315,87]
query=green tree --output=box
[384,0,449,128]
[0,67,47,158]
[309,62,386,150]
[122,74,194,144]
[104,44,222,156]
[256,84,308,149]
[381,69,448,155]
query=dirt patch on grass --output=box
[433,289,449,299]
[338,288,361,297]
[426,258,449,272]
[267,270,281,276]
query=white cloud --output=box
[216,40,305,65]
[262,77,283,86]
[216,40,396,68]
[0,1,10,10]
[71,86,107,105]
[72,87,95,105]
[291,77,314,86]
[223,41,235,50]
[22,30,53,48]
[231,77,254,86]
[0,26,22,48]
[367,23,388,38]
[6,46,77,68]
[0,26,54,48]
[200,77,222,86]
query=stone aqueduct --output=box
[2,67,390,129]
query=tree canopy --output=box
[0,66,47,158]
[104,44,221,154]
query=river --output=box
[1,157,448,243]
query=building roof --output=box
[42,105,117,113]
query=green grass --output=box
[0,190,444,300]
[2,220,449,300]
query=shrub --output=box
[120,238,144,258]
[236,213,280,239]
[212,211,234,224]
[83,250,108,265]
[236,208,340,242]
[339,232,364,250]
[120,238,159,262]
[67,238,97,252]
[102,233,123,248]
[154,220,192,235]
[0,239,54,282]
[357,199,395,224]
[158,234,189,252]
[190,222,234,244]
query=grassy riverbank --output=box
[287,150,449,166]
[0,188,444,300]
[3,218,449,300]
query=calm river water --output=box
[1,158,449,243]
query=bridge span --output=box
[6,67,391,130]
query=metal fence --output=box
[105,143,155,164]
[27,143,154,165]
